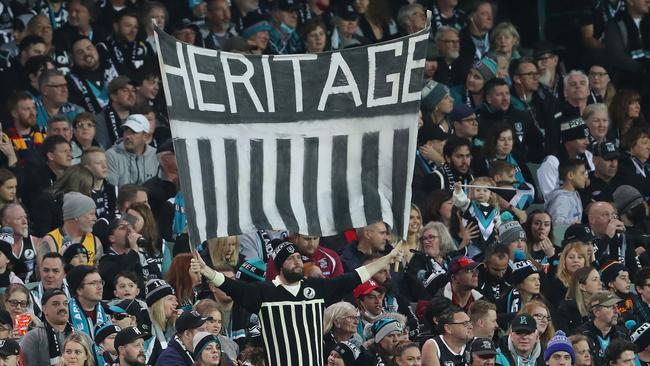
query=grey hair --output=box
[582,103,608,121]
[490,22,520,48]
[434,26,459,43]
[323,301,356,334]
[419,221,456,257]
[563,70,589,90]
[397,3,425,32]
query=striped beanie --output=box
[95,323,121,345]
[421,80,450,111]
[371,317,403,343]
[236,259,267,282]
[544,331,575,363]
[192,332,221,358]
[272,240,299,270]
[145,279,175,307]
[474,57,498,81]
[334,341,361,365]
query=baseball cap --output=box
[589,291,622,308]
[0,339,19,357]
[273,0,300,12]
[109,299,141,317]
[449,104,475,123]
[353,279,385,299]
[114,326,149,350]
[448,256,480,275]
[511,314,537,334]
[108,75,137,95]
[176,310,209,333]
[122,114,150,134]
[470,338,497,356]
[592,140,620,160]
[562,224,597,246]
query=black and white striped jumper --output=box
[217,270,365,366]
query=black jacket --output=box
[573,321,628,366]
[554,299,588,333]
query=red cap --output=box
[353,280,385,299]
[448,256,479,274]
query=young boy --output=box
[545,159,587,226]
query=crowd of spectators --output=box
[0,0,647,366]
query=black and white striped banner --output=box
[155,24,430,242]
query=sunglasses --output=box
[113,313,133,321]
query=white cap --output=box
[122,114,150,134]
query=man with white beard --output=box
[0,203,38,282]
[534,41,566,100]
[433,26,466,86]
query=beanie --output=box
[192,331,221,358]
[236,259,267,282]
[62,243,89,264]
[498,221,526,246]
[66,265,97,296]
[600,261,628,286]
[62,192,96,220]
[421,80,450,111]
[145,279,175,307]
[631,323,650,350]
[94,323,121,345]
[474,57,498,81]
[560,117,589,143]
[613,185,644,216]
[272,241,299,270]
[333,341,361,365]
[544,331,576,363]
[509,259,538,286]
[371,317,403,343]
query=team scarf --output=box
[431,3,464,31]
[172,335,195,364]
[467,201,498,242]
[68,297,110,339]
[45,321,73,365]
[105,105,121,144]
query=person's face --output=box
[74,118,96,142]
[0,179,17,204]
[630,135,650,162]
[408,8,426,33]
[612,271,631,293]
[471,185,491,204]
[486,255,508,279]
[588,66,609,92]
[547,351,572,366]
[564,75,589,102]
[472,354,496,366]
[0,354,18,366]
[101,333,117,355]
[536,53,558,72]
[581,270,603,294]
[628,0,650,14]
[78,272,103,303]
[173,27,197,44]
[295,235,320,256]
[122,338,146,365]
[448,312,473,341]
[508,239,527,257]
[586,110,609,140]
[570,165,589,189]
[354,0,369,13]
[69,253,89,266]
[359,290,384,316]
[204,310,222,336]
[327,350,345,366]
[162,294,179,319]
[83,152,108,180]
[42,75,69,105]
[511,331,536,354]
[564,249,586,273]
[495,130,513,157]
[11,98,36,128]
[628,99,641,119]
[208,0,231,28]
[466,69,486,93]
[72,39,99,70]
[437,30,460,59]
[408,208,421,235]
[486,85,511,111]
[366,222,388,251]
[594,303,618,325]
[114,275,139,299]
[530,306,550,334]
[515,63,540,92]
[248,30,270,50]
[472,3,493,32]
[116,16,138,43]
[455,268,479,289]
[595,156,618,179]
[439,199,453,221]
[379,331,401,354]
[278,9,298,28]
[2,205,26,239]
[281,252,304,280]
[200,342,222,365]
[530,213,551,241]
[447,146,472,174]
[43,294,69,325]
[40,257,64,289]
[148,7,167,30]
[305,26,326,53]
[123,127,147,153]
[495,31,515,54]
[5,291,28,318]
[573,340,592,366]
[611,351,636,366]
[111,84,137,108]
[49,121,73,142]
[30,17,53,43]
[63,341,88,366]
[139,77,160,100]
[77,209,97,233]
[436,94,454,114]
[335,308,359,334]
[520,273,541,295]
[588,203,616,233]
[396,346,422,366]
[455,114,479,139]
[424,59,438,79]
[223,236,238,261]
[48,142,72,168]
[565,137,589,155]
[636,277,650,303]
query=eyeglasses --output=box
[6,299,28,308]
[450,320,472,327]
[76,122,95,129]
[420,235,439,242]
[517,72,541,78]
[461,117,478,124]
[113,313,133,321]
[83,280,105,288]
[478,354,495,360]
[532,314,551,322]
[339,313,359,321]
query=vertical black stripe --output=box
[198,140,217,239]
[275,139,299,232]
[392,129,411,237]
[173,139,200,244]
[303,137,321,235]
[361,132,381,225]
[250,139,272,230]
[224,139,241,234]
[331,135,353,231]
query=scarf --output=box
[171,335,195,365]
[507,335,541,366]
[45,321,73,365]
[467,201,498,242]
[105,105,121,145]
[69,297,110,339]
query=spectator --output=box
[0,203,37,282]
[458,1,493,63]
[402,204,423,266]
[603,339,636,366]
[587,65,616,106]
[519,300,555,345]
[434,26,464,86]
[94,322,120,366]
[35,70,83,130]
[70,112,99,164]
[616,127,650,199]
[54,0,105,51]
[354,279,385,336]
[81,147,117,222]
[584,104,610,144]
[404,221,453,300]
[421,307,472,366]
[547,71,591,155]
[106,114,159,186]
[94,76,137,148]
[397,3,426,35]
[467,338,497,366]
[534,41,566,101]
[60,332,95,366]
[268,0,303,55]
[502,257,542,313]
[450,58,497,109]
[114,326,149,366]
[490,22,520,67]
[265,233,343,279]
[192,331,227,366]
[29,252,68,318]
[546,242,588,306]
[543,331,576,366]
[323,301,361,360]
[634,267,650,324]
[601,261,634,319]
[437,256,482,311]
[46,115,73,143]
[340,221,391,272]
[65,265,109,340]
[525,210,555,264]
[98,218,145,299]
[6,91,43,166]
[613,185,650,251]
[239,10,272,55]
[356,0,397,44]
[156,310,208,365]
[96,11,153,76]
[165,253,200,310]
[203,0,235,50]
[364,316,404,365]
[300,19,327,54]
[495,314,544,366]
[330,5,365,50]
[631,323,650,366]
[582,140,620,204]
[609,90,645,143]
[194,299,239,363]
[568,334,594,366]
[20,134,71,209]
[477,244,511,303]
[469,299,499,339]
[586,201,636,269]
[545,159,588,227]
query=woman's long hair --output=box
[519,300,556,345]
[206,236,240,268]
[557,243,588,287]
[566,267,598,317]
[165,253,196,305]
[610,90,645,134]
[49,165,94,198]
[129,202,161,254]
[59,332,96,366]
[524,210,555,246]
[482,123,514,159]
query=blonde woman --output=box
[545,242,588,305]
[490,22,520,65]
[60,332,95,366]
[556,266,602,331]
[204,236,242,269]
[402,204,423,266]
[145,279,179,360]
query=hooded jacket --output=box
[544,188,583,226]
[106,141,159,186]
[496,335,544,366]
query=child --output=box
[453,177,501,257]
[545,159,587,227]
[489,160,535,221]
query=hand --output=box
[605,219,625,238]
[453,182,462,193]
[126,231,141,250]
[459,221,480,248]
[419,145,444,165]
[636,246,647,256]
[512,207,527,224]
[388,247,404,263]
[191,251,216,279]
[0,138,17,167]
[539,237,555,258]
